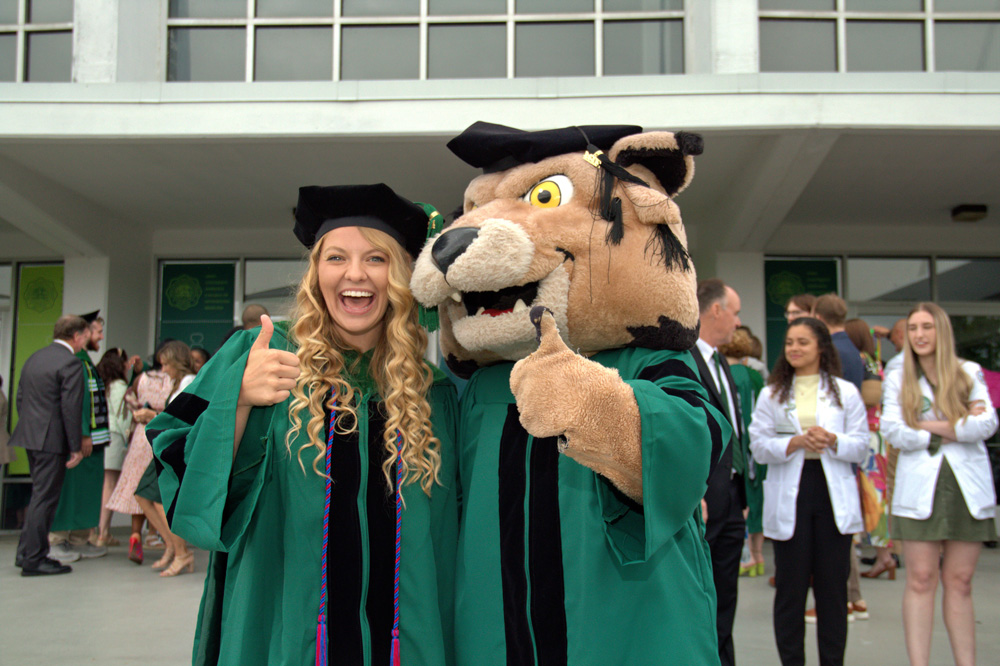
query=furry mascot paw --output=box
[510,306,643,502]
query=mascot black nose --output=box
[431,227,479,274]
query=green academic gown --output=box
[149,325,459,666]
[729,364,766,534]
[51,350,107,531]
[454,347,732,666]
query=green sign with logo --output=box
[764,259,840,370]
[158,262,236,353]
[8,264,65,475]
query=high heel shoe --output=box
[151,548,175,571]
[160,552,194,578]
[754,561,765,577]
[127,533,143,565]
[860,558,897,580]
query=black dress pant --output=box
[16,449,68,567]
[772,460,851,666]
[706,474,746,666]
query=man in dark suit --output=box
[693,279,746,666]
[12,315,92,576]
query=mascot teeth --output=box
[449,292,463,303]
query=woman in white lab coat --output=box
[749,317,868,666]
[880,302,997,666]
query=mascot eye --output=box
[524,175,573,209]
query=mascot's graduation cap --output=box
[448,121,651,244]
[293,183,434,259]
[447,121,642,173]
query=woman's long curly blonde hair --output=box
[900,302,972,429]
[285,226,441,495]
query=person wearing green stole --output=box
[149,184,458,666]
[50,311,110,560]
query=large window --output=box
[763,254,1000,368]
[166,0,684,81]
[760,1,1000,72]
[0,0,73,82]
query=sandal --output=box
[151,548,176,571]
[160,552,195,578]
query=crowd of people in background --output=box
[3,303,268,579]
[694,282,997,666]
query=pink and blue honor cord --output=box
[316,395,405,666]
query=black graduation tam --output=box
[80,310,101,324]
[447,121,643,173]
[293,183,429,257]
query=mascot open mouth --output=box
[446,265,570,360]
[463,282,539,318]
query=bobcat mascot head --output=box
[411,121,702,377]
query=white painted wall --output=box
[715,251,766,358]
[63,256,109,361]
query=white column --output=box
[685,0,759,74]
[73,0,119,83]
[715,251,766,357]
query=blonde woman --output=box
[881,302,997,666]
[149,184,458,666]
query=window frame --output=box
[0,0,74,82]
[164,0,685,81]
[758,0,1000,73]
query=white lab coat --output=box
[748,375,869,541]
[880,360,998,521]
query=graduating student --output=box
[149,184,458,666]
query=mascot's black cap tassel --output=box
[577,128,648,246]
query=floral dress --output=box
[106,370,173,515]
[857,352,891,547]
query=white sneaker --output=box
[49,542,81,563]
[73,542,108,559]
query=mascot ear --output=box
[608,131,703,198]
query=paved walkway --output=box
[2,532,998,664]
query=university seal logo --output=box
[166,274,202,312]
[23,277,58,314]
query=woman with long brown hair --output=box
[149,184,458,666]
[881,302,997,666]
[749,317,869,666]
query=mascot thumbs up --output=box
[512,306,643,501]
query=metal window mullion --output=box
[929,255,938,302]
[836,0,847,73]
[506,0,514,78]
[595,0,603,77]
[245,0,254,82]
[333,0,341,82]
[925,0,935,72]
[419,0,427,80]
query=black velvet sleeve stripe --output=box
[498,404,534,666]
[528,436,568,666]
[159,436,188,525]
[661,387,725,481]
[163,392,210,426]
[637,358,701,386]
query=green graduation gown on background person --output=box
[453,347,732,666]
[148,324,459,666]
[729,363,766,535]
[51,350,108,531]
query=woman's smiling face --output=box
[317,226,391,352]
[907,310,937,358]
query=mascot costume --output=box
[411,122,732,665]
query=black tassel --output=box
[646,223,691,271]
